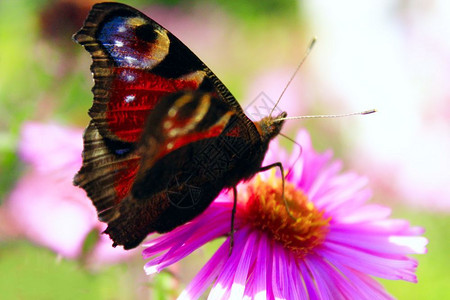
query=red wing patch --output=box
[113,157,140,204]
[107,68,201,142]
[156,113,234,160]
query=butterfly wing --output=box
[73,3,262,248]
[103,91,262,249]
[73,2,251,142]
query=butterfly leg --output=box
[258,162,296,220]
[229,185,238,256]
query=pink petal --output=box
[287,253,308,300]
[143,202,232,258]
[144,217,230,274]
[331,219,411,234]
[327,226,427,255]
[314,174,370,213]
[307,160,343,201]
[332,204,391,223]
[6,171,96,258]
[271,243,289,299]
[303,256,335,300]
[298,260,321,300]
[178,238,230,300]
[388,236,428,254]
[229,231,259,299]
[19,122,83,173]
[320,244,419,282]
[253,233,271,300]
[208,229,252,300]
[322,254,394,299]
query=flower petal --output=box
[298,260,321,299]
[253,233,271,300]
[144,216,230,274]
[229,230,259,299]
[271,243,289,299]
[303,256,335,300]
[288,253,309,300]
[19,122,83,173]
[208,228,252,300]
[322,254,395,300]
[327,225,428,255]
[319,243,419,282]
[178,239,230,300]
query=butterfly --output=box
[73,2,286,249]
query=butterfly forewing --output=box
[73,2,254,142]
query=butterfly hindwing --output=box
[103,91,259,249]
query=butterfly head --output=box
[256,111,287,142]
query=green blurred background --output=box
[0,0,448,299]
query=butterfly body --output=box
[74,2,285,249]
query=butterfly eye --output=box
[135,24,158,43]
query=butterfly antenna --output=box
[269,37,317,117]
[273,109,377,122]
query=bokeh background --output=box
[0,0,448,299]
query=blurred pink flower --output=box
[4,122,137,263]
[142,130,427,299]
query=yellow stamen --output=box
[240,174,330,258]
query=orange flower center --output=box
[239,175,330,258]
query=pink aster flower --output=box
[4,122,137,263]
[142,130,427,299]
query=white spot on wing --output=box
[120,71,135,82]
[125,95,135,103]
[125,56,137,65]
[115,40,124,47]
[124,56,153,68]
[118,25,126,33]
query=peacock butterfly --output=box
[73,2,286,249]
